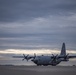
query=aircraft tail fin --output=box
[60,43,66,56]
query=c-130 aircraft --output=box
[13,43,76,66]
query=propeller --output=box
[52,54,54,57]
[64,53,69,60]
[22,53,37,61]
[52,54,58,58]
[31,53,36,61]
[66,53,69,56]
[22,54,29,61]
[34,53,36,59]
[52,54,58,61]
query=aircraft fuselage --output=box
[31,55,61,66]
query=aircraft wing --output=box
[68,55,76,58]
[13,56,24,58]
[56,55,76,59]
[13,55,34,61]
[51,55,76,59]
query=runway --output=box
[0,65,76,75]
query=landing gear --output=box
[43,65,48,66]
[51,63,57,66]
[37,64,41,66]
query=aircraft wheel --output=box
[37,64,41,66]
[43,65,48,66]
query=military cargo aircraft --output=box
[13,43,76,66]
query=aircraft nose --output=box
[31,59,38,63]
[31,59,34,61]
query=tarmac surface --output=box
[0,65,76,75]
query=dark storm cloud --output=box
[0,16,76,50]
[0,0,76,50]
[0,0,76,22]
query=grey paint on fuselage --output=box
[33,56,51,65]
[32,55,61,66]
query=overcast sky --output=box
[0,0,76,65]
